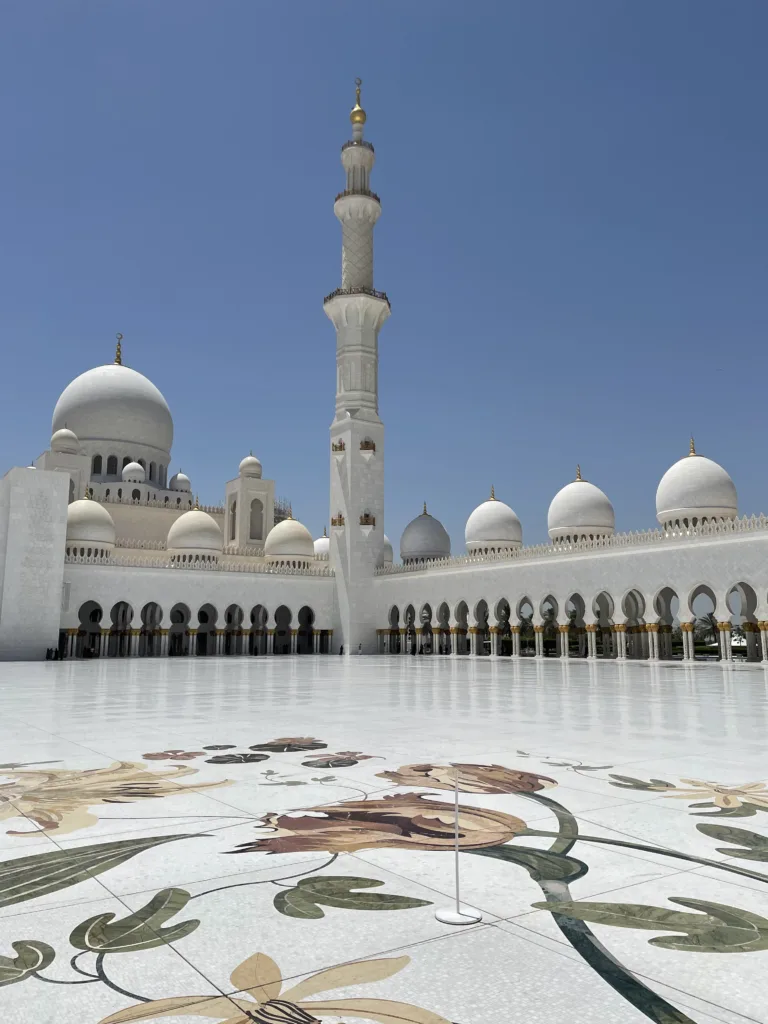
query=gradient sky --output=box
[1,1,766,549]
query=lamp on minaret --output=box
[324,80,390,654]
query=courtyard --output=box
[0,656,766,1024]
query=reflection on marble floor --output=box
[0,656,767,1024]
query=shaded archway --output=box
[436,601,451,655]
[419,603,433,654]
[727,582,759,661]
[495,598,512,656]
[404,605,417,655]
[473,599,490,656]
[224,604,244,655]
[140,602,163,657]
[109,601,133,657]
[387,605,401,654]
[250,605,268,655]
[592,591,614,658]
[654,587,681,660]
[169,603,191,656]
[622,590,647,660]
[540,595,559,657]
[689,584,719,660]
[297,606,314,654]
[564,593,587,657]
[77,600,102,658]
[453,600,469,655]
[274,605,292,654]
[249,499,264,542]
[197,603,218,656]
[517,596,535,656]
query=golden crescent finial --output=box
[114,333,123,365]
[490,484,496,500]
[350,77,366,125]
[689,436,696,456]
[575,464,582,481]
[193,493,200,510]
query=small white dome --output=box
[656,442,737,528]
[548,467,615,541]
[52,362,173,455]
[379,534,394,566]
[465,488,522,552]
[400,505,451,564]
[239,454,263,478]
[66,498,115,549]
[122,461,146,483]
[265,517,314,563]
[51,427,80,454]
[167,509,222,560]
[313,529,330,557]
[169,471,191,492]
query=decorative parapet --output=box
[323,286,390,309]
[341,139,374,154]
[101,494,224,514]
[335,188,380,204]
[223,544,265,557]
[64,553,334,576]
[373,513,768,576]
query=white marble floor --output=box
[1,656,767,1024]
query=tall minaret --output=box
[325,79,390,654]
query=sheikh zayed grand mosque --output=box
[1,84,767,665]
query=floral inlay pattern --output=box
[98,951,451,1024]
[141,749,207,761]
[610,774,768,816]
[232,793,526,855]
[0,761,232,836]
[249,737,327,753]
[377,762,557,793]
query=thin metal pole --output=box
[454,766,460,913]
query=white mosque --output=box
[2,83,767,664]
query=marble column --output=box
[718,622,732,662]
[313,630,320,654]
[759,622,768,662]
[646,623,660,660]
[66,629,78,659]
[290,630,297,654]
[99,628,110,658]
[534,625,544,658]
[744,622,760,662]
[129,629,140,657]
[680,622,695,661]
[187,629,198,656]
[585,624,597,659]
[510,626,520,658]
[159,630,169,657]
[558,625,570,658]
[399,628,407,654]
[614,624,627,660]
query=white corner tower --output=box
[325,79,390,654]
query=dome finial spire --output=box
[422,501,428,516]
[490,484,496,500]
[114,333,123,365]
[323,525,327,537]
[193,493,200,510]
[350,77,366,126]
[575,464,582,481]
[689,436,696,456]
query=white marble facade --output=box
[1,86,767,664]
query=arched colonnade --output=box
[379,581,768,663]
[64,600,331,658]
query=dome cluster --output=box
[393,441,738,565]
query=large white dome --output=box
[548,468,615,541]
[66,498,115,550]
[656,443,737,528]
[400,505,451,564]
[52,363,173,455]
[465,489,522,552]
[265,517,314,566]
[167,509,222,562]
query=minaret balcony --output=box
[335,188,380,204]
[323,286,390,309]
[331,514,345,529]
[359,513,376,537]
[359,439,376,462]
[341,139,374,154]
[331,440,346,452]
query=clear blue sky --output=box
[1,1,766,548]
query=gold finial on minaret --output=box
[350,77,366,125]
[193,494,200,510]
[422,501,428,516]
[114,333,123,365]
[323,525,327,537]
[575,464,582,481]
[490,484,496,500]
[689,436,696,456]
